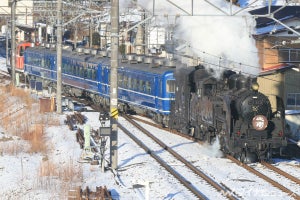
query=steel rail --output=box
[227,155,300,200]
[121,114,239,200]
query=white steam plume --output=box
[136,0,260,76]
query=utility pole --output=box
[110,0,119,170]
[10,0,17,86]
[56,0,62,114]
[6,19,9,68]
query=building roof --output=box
[259,63,298,76]
[249,6,300,36]
[16,24,35,33]
[249,6,300,27]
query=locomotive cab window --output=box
[204,84,214,95]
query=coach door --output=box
[154,76,160,111]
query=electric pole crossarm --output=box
[119,16,152,37]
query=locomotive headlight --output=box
[251,82,259,91]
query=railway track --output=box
[227,155,300,199]
[261,161,300,185]
[119,114,239,200]
[130,115,201,142]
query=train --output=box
[169,65,287,162]
[9,42,287,163]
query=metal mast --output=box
[56,0,62,114]
[110,0,119,170]
[10,0,17,86]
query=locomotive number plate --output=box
[252,115,268,131]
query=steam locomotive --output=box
[169,65,287,162]
[10,42,287,162]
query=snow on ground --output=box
[0,55,300,199]
[132,119,300,200]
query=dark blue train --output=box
[16,42,287,163]
[22,43,175,125]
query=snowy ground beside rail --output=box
[0,56,300,200]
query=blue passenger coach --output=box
[23,44,175,125]
[117,59,175,119]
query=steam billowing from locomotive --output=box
[137,0,260,76]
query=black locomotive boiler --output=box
[169,65,287,162]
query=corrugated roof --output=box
[259,63,296,76]
[249,6,300,28]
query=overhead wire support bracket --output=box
[118,15,153,37]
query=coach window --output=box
[61,62,65,72]
[133,78,138,90]
[66,62,69,72]
[70,65,73,74]
[123,76,128,88]
[87,68,91,79]
[77,65,80,76]
[287,93,300,108]
[118,74,123,86]
[128,77,132,89]
[62,63,65,73]
[146,81,151,94]
[86,68,91,79]
[167,80,175,93]
[79,68,83,77]
[72,65,76,75]
[85,68,89,78]
[140,80,144,92]
[41,58,45,68]
[66,63,70,73]
[139,80,144,92]
[65,63,70,74]
[93,69,96,80]
[46,59,50,69]
[78,65,81,76]
[138,80,141,91]
[108,71,111,83]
